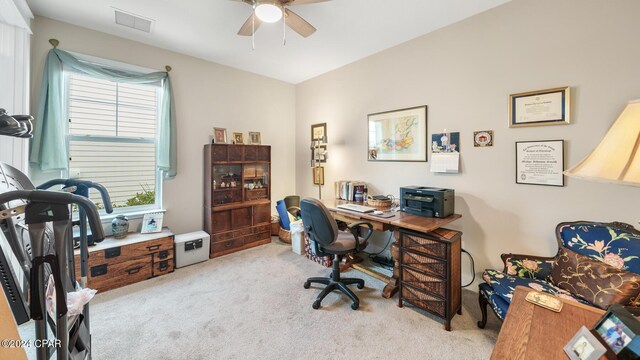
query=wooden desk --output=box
[323,199,462,330]
[324,199,461,296]
[492,286,606,360]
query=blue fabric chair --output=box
[477,221,640,328]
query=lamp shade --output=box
[564,99,640,186]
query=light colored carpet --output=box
[23,239,502,359]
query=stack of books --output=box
[334,180,367,202]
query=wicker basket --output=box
[270,216,280,236]
[366,195,392,208]
[278,227,292,244]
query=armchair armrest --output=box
[346,221,374,252]
[500,253,557,280]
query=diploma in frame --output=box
[516,140,564,187]
[509,87,570,127]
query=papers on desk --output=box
[430,152,459,173]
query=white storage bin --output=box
[289,220,305,255]
[174,231,210,268]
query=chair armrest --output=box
[346,221,374,252]
[500,253,557,280]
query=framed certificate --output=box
[516,140,564,187]
[509,87,570,127]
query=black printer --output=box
[400,186,454,218]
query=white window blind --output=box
[67,73,160,209]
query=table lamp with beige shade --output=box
[564,99,640,187]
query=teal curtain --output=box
[30,48,177,179]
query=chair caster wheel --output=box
[304,282,310,289]
[351,302,359,310]
[312,301,321,310]
[357,283,364,289]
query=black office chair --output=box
[300,198,373,310]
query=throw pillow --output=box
[504,256,554,281]
[550,247,640,309]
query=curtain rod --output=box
[48,38,172,72]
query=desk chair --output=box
[300,198,373,310]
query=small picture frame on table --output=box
[233,132,244,145]
[564,326,607,360]
[248,131,261,145]
[213,127,227,144]
[592,304,640,359]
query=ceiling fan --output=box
[233,0,331,39]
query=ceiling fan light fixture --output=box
[255,2,282,23]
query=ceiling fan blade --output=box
[284,0,331,4]
[284,8,316,38]
[238,13,261,36]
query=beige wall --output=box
[295,0,640,283]
[31,16,296,234]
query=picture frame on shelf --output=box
[516,140,564,187]
[313,167,324,185]
[248,131,261,145]
[141,212,164,234]
[563,326,607,360]
[213,127,228,144]
[367,105,427,162]
[311,123,327,142]
[233,132,244,145]
[509,86,570,128]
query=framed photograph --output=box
[516,140,564,187]
[213,127,228,144]
[311,144,327,164]
[367,105,427,162]
[141,212,164,234]
[248,131,261,145]
[593,304,640,358]
[564,326,607,360]
[509,86,570,127]
[233,132,244,145]
[431,131,460,153]
[311,123,327,142]
[313,167,324,185]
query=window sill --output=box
[99,208,166,224]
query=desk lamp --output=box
[564,99,640,187]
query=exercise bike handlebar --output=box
[0,190,105,242]
[37,179,113,214]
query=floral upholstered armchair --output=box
[477,221,640,328]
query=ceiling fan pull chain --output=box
[282,6,286,46]
[252,12,256,50]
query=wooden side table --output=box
[491,286,606,360]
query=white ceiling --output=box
[26,0,510,84]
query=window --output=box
[65,71,161,212]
